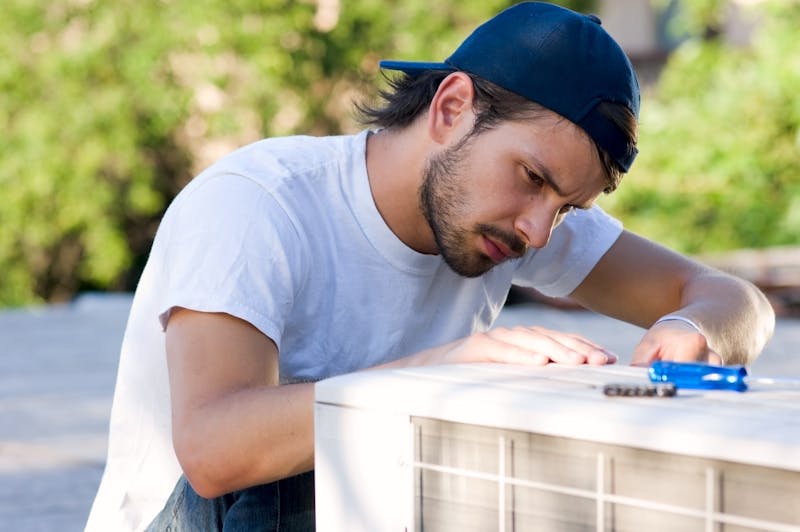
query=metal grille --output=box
[413,417,800,532]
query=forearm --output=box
[173,382,315,498]
[669,270,775,365]
[572,232,775,366]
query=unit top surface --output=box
[315,363,800,471]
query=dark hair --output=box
[357,71,638,191]
[357,70,545,132]
[594,101,638,192]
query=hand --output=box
[414,326,618,367]
[631,320,722,366]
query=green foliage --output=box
[0,0,592,307]
[601,0,800,254]
[653,0,727,37]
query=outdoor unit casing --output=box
[314,363,800,532]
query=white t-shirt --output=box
[85,130,622,531]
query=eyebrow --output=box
[528,157,593,210]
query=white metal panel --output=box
[314,402,414,531]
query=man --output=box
[86,2,774,531]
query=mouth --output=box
[482,235,519,264]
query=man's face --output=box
[419,111,608,277]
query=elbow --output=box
[172,425,232,499]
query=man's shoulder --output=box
[208,131,367,185]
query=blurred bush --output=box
[8,0,793,307]
[601,0,800,254]
[4,0,599,306]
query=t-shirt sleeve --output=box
[511,205,623,297]
[156,173,306,351]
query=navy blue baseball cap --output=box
[380,2,640,172]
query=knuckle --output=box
[693,334,710,351]
[471,331,492,345]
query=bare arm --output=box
[571,230,775,365]
[166,306,620,497]
[166,308,314,498]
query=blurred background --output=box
[1,0,798,313]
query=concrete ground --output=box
[1,293,798,531]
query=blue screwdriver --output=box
[648,360,800,392]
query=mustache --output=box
[476,223,526,256]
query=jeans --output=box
[145,471,315,531]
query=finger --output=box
[443,332,553,366]
[525,327,618,364]
[707,351,723,365]
[586,350,618,366]
[632,322,716,365]
[552,331,618,364]
[483,340,555,366]
[488,326,615,365]
[631,341,659,367]
[488,326,584,364]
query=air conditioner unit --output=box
[314,363,800,532]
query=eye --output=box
[524,167,544,188]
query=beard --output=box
[419,136,525,278]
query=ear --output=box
[427,72,476,145]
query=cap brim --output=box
[379,60,455,74]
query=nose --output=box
[514,205,559,249]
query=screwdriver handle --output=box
[648,361,749,391]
